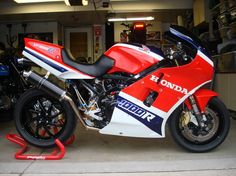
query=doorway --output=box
[65,27,92,63]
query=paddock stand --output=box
[6,134,75,160]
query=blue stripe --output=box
[170,28,211,58]
[116,96,163,135]
[24,49,68,73]
[199,48,211,58]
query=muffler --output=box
[23,71,99,131]
[23,71,66,100]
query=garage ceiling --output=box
[0,0,193,25]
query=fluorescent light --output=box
[108,16,154,22]
[64,0,88,6]
[14,0,62,3]
[82,0,88,6]
[64,0,70,5]
[108,18,126,22]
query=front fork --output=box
[185,89,218,128]
[188,95,205,128]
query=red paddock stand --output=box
[6,134,75,160]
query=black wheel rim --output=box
[21,95,67,140]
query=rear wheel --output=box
[14,88,77,148]
[169,97,230,152]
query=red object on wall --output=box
[94,25,102,36]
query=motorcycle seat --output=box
[62,49,114,77]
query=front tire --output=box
[169,97,230,152]
[14,88,77,148]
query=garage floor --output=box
[0,118,236,176]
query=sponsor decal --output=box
[27,156,46,160]
[24,48,68,73]
[116,96,163,135]
[33,43,56,54]
[139,45,150,53]
[48,48,56,54]
[150,75,188,94]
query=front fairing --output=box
[100,26,214,138]
[168,25,211,59]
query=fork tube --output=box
[188,95,204,127]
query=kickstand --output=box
[6,134,75,160]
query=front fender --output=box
[192,89,218,112]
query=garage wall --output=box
[114,21,171,43]
[214,74,236,110]
[0,21,58,48]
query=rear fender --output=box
[186,89,218,113]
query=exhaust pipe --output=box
[17,58,37,67]
[23,71,66,100]
[23,71,99,131]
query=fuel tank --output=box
[105,43,164,74]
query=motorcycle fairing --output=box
[105,43,164,74]
[116,95,164,134]
[100,50,214,138]
[169,25,211,58]
[100,91,166,138]
[23,38,94,79]
[0,65,9,76]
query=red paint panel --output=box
[105,44,160,74]
[122,54,214,112]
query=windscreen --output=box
[163,25,210,59]
[169,25,209,56]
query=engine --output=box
[76,73,132,128]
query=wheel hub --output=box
[180,107,220,143]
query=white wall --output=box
[215,74,236,110]
[0,21,58,48]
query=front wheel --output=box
[169,97,230,152]
[14,88,77,148]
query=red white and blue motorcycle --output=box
[14,25,230,152]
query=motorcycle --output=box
[14,25,230,152]
[0,47,29,122]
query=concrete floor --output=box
[0,119,236,176]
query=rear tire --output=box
[169,97,230,152]
[14,88,77,148]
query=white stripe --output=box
[197,50,214,67]
[100,108,162,138]
[166,80,212,117]
[170,27,214,67]
[119,91,168,118]
[24,47,93,79]
[23,51,62,76]
[114,43,164,61]
[119,91,168,137]
[119,80,211,137]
